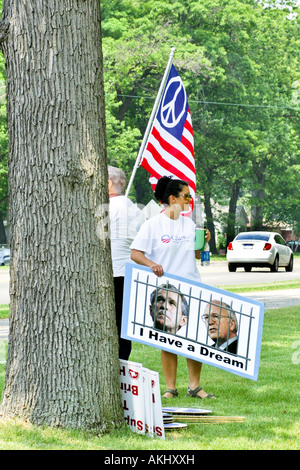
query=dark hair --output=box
[150,284,189,317]
[154,176,189,205]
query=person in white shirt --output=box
[131,175,215,400]
[108,166,145,360]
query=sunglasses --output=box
[179,193,192,201]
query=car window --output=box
[278,236,286,245]
[274,235,285,245]
[236,234,269,241]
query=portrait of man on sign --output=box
[202,300,238,355]
[149,284,189,335]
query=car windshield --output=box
[236,234,270,241]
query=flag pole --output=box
[125,47,176,197]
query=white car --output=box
[226,231,293,272]
[0,248,10,266]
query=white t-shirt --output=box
[130,212,201,281]
[110,195,145,277]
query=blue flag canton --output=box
[156,65,189,142]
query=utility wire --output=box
[116,93,300,111]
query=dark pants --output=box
[113,276,132,360]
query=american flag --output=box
[140,64,196,210]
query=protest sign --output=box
[120,359,165,439]
[121,263,265,381]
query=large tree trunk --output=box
[203,191,217,254]
[251,162,266,231]
[226,180,241,246]
[0,211,7,244]
[0,0,124,431]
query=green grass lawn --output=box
[0,305,9,320]
[221,278,300,293]
[0,305,299,450]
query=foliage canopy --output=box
[101,0,300,245]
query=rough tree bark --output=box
[203,191,216,254]
[0,0,124,431]
[251,162,266,231]
[226,180,241,246]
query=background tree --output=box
[101,0,299,248]
[187,0,300,238]
[0,0,124,431]
[0,1,298,271]
[0,49,8,243]
[101,0,211,203]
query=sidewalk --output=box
[0,318,9,342]
[237,288,300,310]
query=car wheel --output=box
[285,255,293,272]
[228,263,237,272]
[244,266,252,272]
[270,255,279,272]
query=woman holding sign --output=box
[131,176,215,400]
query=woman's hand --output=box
[131,249,164,277]
[205,229,211,242]
[150,263,164,277]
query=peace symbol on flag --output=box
[160,76,187,128]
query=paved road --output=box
[199,257,300,287]
[199,257,300,310]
